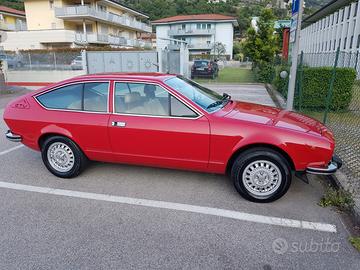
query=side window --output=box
[170,96,198,118]
[115,82,169,116]
[83,82,109,112]
[114,82,197,118]
[37,82,109,112]
[37,84,83,110]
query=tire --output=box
[231,147,292,203]
[41,136,88,178]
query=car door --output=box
[108,81,210,171]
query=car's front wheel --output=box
[41,136,88,178]
[231,147,292,203]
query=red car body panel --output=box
[3,73,335,174]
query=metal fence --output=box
[5,51,84,71]
[285,50,360,195]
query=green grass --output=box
[194,67,256,84]
[349,237,360,252]
[319,186,354,211]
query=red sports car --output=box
[3,73,342,202]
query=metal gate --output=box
[86,51,158,74]
[160,49,180,74]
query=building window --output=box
[333,39,336,50]
[355,2,358,17]
[347,5,351,20]
[344,37,347,49]
[196,24,200,29]
[336,12,339,24]
[342,9,345,21]
[350,36,354,49]
[329,40,331,51]
[49,0,54,9]
[357,34,360,48]
[339,38,341,49]
[207,24,211,29]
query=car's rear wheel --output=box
[231,147,292,203]
[41,136,88,178]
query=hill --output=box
[0,0,24,11]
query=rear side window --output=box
[84,83,108,112]
[37,84,83,110]
[37,82,109,112]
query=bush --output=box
[272,66,357,111]
[255,63,275,83]
[273,65,290,96]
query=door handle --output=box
[112,121,126,127]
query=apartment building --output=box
[1,0,152,50]
[0,6,27,32]
[152,14,238,60]
[300,0,360,53]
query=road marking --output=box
[0,181,337,233]
[0,144,24,156]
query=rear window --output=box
[194,61,209,67]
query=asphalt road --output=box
[0,87,359,269]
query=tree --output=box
[241,8,279,67]
[212,42,226,59]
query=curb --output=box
[265,82,360,225]
[265,84,286,109]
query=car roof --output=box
[73,72,176,82]
[30,73,178,97]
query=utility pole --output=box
[286,0,304,111]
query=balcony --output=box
[168,29,215,36]
[188,43,213,50]
[74,32,151,47]
[0,21,27,31]
[54,5,152,33]
[168,43,213,50]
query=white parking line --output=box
[0,181,337,233]
[0,144,24,156]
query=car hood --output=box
[223,101,329,136]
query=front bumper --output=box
[5,130,22,142]
[306,155,343,175]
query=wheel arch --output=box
[226,143,295,175]
[38,132,81,152]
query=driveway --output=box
[0,85,359,269]
[203,83,275,107]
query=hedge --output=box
[255,63,275,83]
[273,66,357,111]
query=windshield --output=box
[165,76,224,112]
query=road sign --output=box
[292,0,300,15]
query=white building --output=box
[152,14,238,60]
[300,0,360,54]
